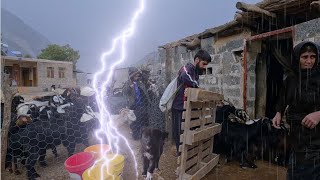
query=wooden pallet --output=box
[177,88,223,180]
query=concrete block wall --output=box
[246,51,258,118]
[158,32,255,115]
[206,32,251,111]
[158,32,255,110]
[37,61,74,89]
[159,46,198,85]
[294,18,320,45]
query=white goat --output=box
[16,101,49,116]
[110,108,136,127]
[80,107,136,128]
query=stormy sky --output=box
[2,0,259,73]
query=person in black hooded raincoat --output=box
[272,41,320,180]
[123,67,151,140]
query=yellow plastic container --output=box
[84,144,111,159]
[109,154,125,174]
[81,151,125,180]
[92,154,125,176]
[82,165,120,180]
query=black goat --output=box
[213,104,290,168]
[141,128,168,179]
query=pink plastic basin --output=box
[64,152,95,179]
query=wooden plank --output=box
[210,107,216,155]
[202,139,211,150]
[187,147,199,159]
[182,111,186,120]
[179,143,199,152]
[187,123,222,144]
[180,134,201,146]
[202,109,213,117]
[179,88,223,180]
[181,173,192,180]
[191,110,201,119]
[186,163,201,175]
[189,154,220,180]
[181,119,201,130]
[180,134,184,143]
[204,117,214,125]
[188,142,199,150]
[202,153,218,163]
[195,105,206,172]
[187,88,224,102]
[181,118,215,131]
[179,145,183,152]
[186,155,198,170]
[205,101,216,108]
[236,2,276,18]
[179,89,192,180]
[201,148,211,159]
[191,101,203,109]
[184,130,193,145]
[182,110,202,120]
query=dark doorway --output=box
[21,68,30,87]
[265,38,293,119]
[253,29,294,119]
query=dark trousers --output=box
[287,152,320,180]
[172,109,183,153]
[130,106,149,140]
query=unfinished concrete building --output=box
[158,0,320,118]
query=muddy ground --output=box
[2,125,287,180]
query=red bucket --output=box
[65,152,95,180]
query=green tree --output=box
[38,44,80,69]
[24,54,32,58]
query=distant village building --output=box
[112,67,130,90]
[1,56,74,93]
[74,69,93,87]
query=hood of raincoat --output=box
[292,41,320,79]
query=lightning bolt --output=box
[183,65,199,87]
[91,0,145,179]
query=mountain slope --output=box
[1,8,50,57]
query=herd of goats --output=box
[4,86,138,180]
[2,85,291,180]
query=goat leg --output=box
[146,158,156,180]
[155,156,160,171]
[39,149,48,167]
[26,150,40,180]
[239,153,257,169]
[142,156,148,176]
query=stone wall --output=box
[37,61,74,89]
[156,18,320,119]
[245,41,260,118]
[294,18,320,45]
[158,31,254,115]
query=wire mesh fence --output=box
[2,66,168,180]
